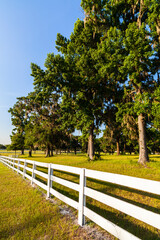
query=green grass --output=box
[1,152,160,239]
[16,152,160,180]
[0,163,108,240]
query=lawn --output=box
[0,162,112,240]
[1,152,160,239]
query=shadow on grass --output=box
[86,201,160,240]
[50,184,160,240]
[87,178,160,201]
[0,211,57,239]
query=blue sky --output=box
[0,0,83,145]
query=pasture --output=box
[0,152,160,239]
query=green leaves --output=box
[8,0,160,160]
[152,86,160,128]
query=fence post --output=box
[13,159,15,171]
[9,159,12,167]
[51,168,53,190]
[18,160,20,173]
[23,160,27,179]
[78,168,86,226]
[31,162,36,185]
[47,163,52,198]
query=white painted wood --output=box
[25,159,35,164]
[18,163,25,169]
[25,173,32,181]
[50,168,53,189]
[17,169,23,175]
[1,155,160,239]
[84,187,160,229]
[51,175,80,191]
[1,158,10,164]
[33,161,48,168]
[47,164,51,198]
[85,169,160,195]
[83,176,86,224]
[50,188,78,210]
[84,207,141,240]
[31,162,36,185]
[33,169,48,179]
[0,160,14,170]
[23,160,27,179]
[18,160,20,172]
[0,159,6,164]
[13,162,18,167]
[25,166,33,173]
[51,163,81,174]
[8,157,24,162]
[13,160,15,168]
[78,168,86,226]
[17,162,19,171]
[6,163,14,170]
[33,178,48,191]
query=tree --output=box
[152,86,160,129]
[55,0,127,160]
[24,90,62,157]
[8,0,160,165]
[147,127,160,154]
[110,0,158,164]
[10,133,25,156]
[0,144,6,150]
[8,97,28,154]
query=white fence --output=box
[0,156,160,240]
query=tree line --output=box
[9,0,160,164]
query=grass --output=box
[0,162,110,240]
[11,152,160,180]
[1,152,160,239]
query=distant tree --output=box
[0,144,6,150]
[9,133,25,155]
[24,90,61,157]
[100,127,116,154]
[70,135,81,155]
[8,97,28,154]
[24,122,37,157]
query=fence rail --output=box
[0,156,160,240]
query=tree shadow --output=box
[0,212,56,239]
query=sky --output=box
[0,0,83,145]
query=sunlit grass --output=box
[0,163,102,240]
[16,152,160,181]
[1,152,160,239]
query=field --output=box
[0,161,112,240]
[0,151,160,239]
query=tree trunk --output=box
[29,149,32,157]
[138,113,149,164]
[123,142,126,154]
[21,149,24,155]
[74,147,77,155]
[50,146,54,157]
[116,137,120,155]
[88,127,94,160]
[45,145,50,157]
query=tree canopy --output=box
[8,0,160,164]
